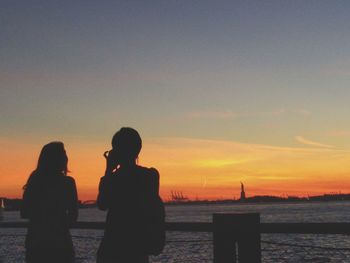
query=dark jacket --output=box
[21,175,78,252]
[97,165,159,260]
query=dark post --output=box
[213,213,261,263]
[213,214,237,263]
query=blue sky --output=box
[2,0,350,147]
[3,1,350,198]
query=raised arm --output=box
[97,150,119,210]
[97,175,112,210]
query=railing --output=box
[2,213,350,263]
[3,218,350,234]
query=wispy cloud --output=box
[187,109,285,119]
[292,109,312,117]
[140,136,350,199]
[187,110,238,119]
[326,130,350,137]
[295,136,334,148]
[187,109,311,120]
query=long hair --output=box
[24,142,68,190]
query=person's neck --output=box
[119,161,137,168]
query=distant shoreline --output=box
[165,198,350,206]
[165,193,350,206]
[2,193,350,210]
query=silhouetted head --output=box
[36,141,68,175]
[24,142,68,190]
[112,127,142,165]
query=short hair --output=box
[112,127,142,160]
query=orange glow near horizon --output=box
[1,137,350,201]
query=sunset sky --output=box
[2,1,350,200]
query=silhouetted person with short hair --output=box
[21,142,78,263]
[97,127,163,263]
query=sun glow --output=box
[2,137,350,201]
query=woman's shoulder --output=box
[62,175,76,186]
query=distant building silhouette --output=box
[240,182,246,201]
[170,190,188,202]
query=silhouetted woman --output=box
[21,142,78,263]
[97,128,161,263]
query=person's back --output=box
[21,142,78,263]
[22,175,77,248]
[98,166,159,258]
[97,128,164,263]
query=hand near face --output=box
[104,149,119,173]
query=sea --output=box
[1,201,350,263]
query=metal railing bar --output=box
[261,240,350,251]
[3,221,350,235]
[261,223,350,234]
[0,233,212,244]
[0,222,213,232]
